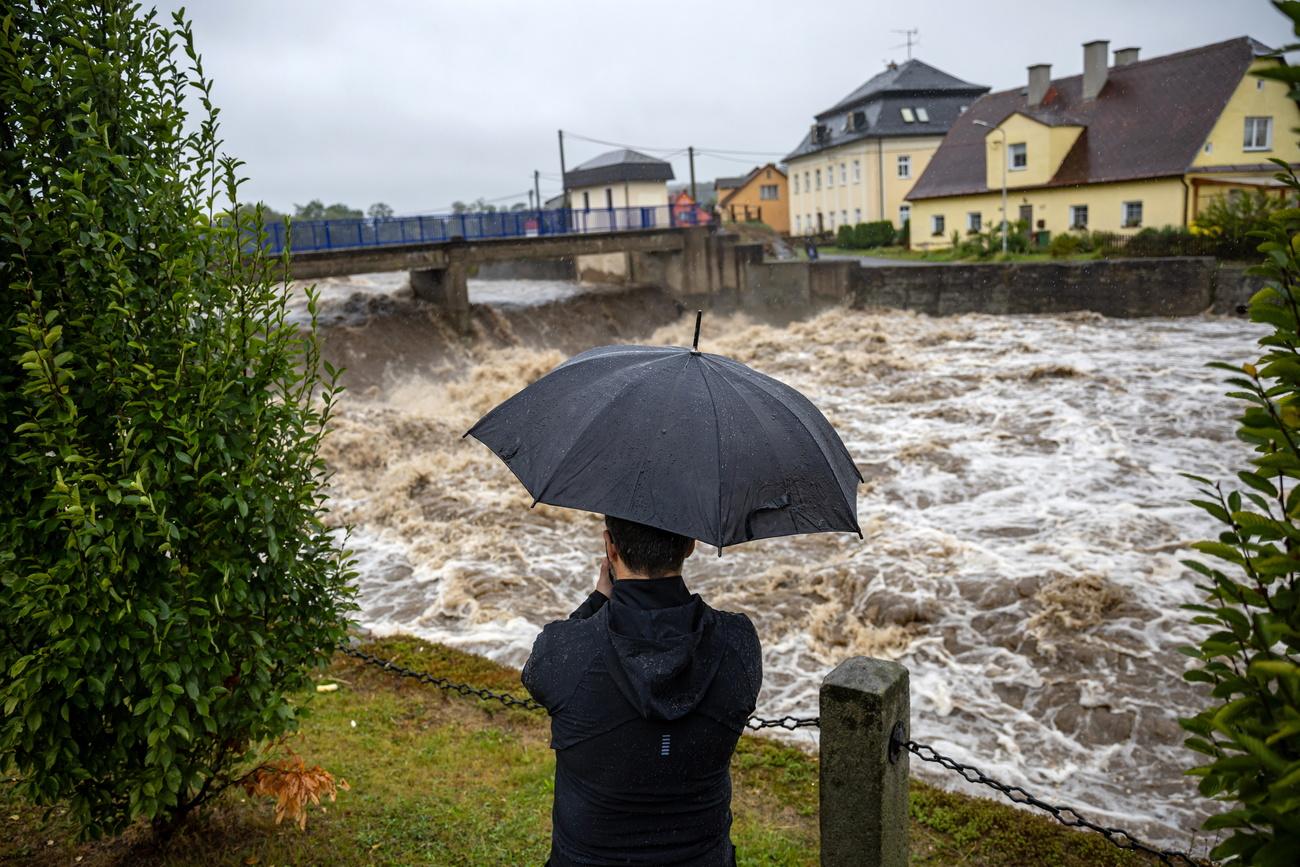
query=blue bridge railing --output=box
[257,204,711,255]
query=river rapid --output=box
[305,272,1261,851]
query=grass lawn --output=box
[3,635,1174,865]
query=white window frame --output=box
[1069,204,1088,230]
[815,169,821,190]
[841,210,848,225]
[1244,116,1273,152]
[1009,142,1028,171]
[840,163,847,184]
[853,160,861,182]
[899,204,911,225]
[931,214,945,236]
[795,215,801,233]
[1122,200,1143,228]
[901,107,916,123]
[804,171,810,192]
[897,154,911,179]
[826,163,834,188]
[967,212,982,233]
[916,107,929,122]
[760,184,779,201]
[793,174,800,195]
[854,208,862,223]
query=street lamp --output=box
[973,120,1008,254]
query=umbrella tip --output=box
[692,309,703,353]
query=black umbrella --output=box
[465,313,863,551]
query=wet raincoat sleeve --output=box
[568,590,608,620]
[521,617,592,714]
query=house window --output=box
[793,174,800,194]
[1203,142,1213,155]
[1123,201,1143,228]
[841,210,848,225]
[901,107,916,123]
[815,169,821,190]
[854,208,862,223]
[1244,116,1273,151]
[916,107,929,122]
[760,184,779,200]
[1009,143,1027,171]
[840,163,847,184]
[899,204,911,225]
[967,212,982,233]
[795,215,801,233]
[828,212,835,229]
[1258,78,1266,90]
[804,171,810,192]
[931,214,945,236]
[582,191,590,210]
[605,188,613,210]
[898,155,911,179]
[1069,204,1088,229]
[826,164,833,188]
[853,160,861,182]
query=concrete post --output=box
[819,657,910,867]
[410,249,470,334]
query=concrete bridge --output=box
[285,225,763,332]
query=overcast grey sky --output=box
[168,0,1292,214]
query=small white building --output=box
[564,149,675,224]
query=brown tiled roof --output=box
[907,37,1278,201]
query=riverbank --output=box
[2,635,1173,865]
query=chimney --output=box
[1114,46,1140,66]
[1027,64,1051,106]
[1082,39,1109,99]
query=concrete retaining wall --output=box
[738,257,1248,319]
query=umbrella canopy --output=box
[465,339,863,551]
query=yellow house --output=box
[716,164,789,233]
[906,37,1300,249]
[785,59,989,236]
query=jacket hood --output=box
[603,580,724,721]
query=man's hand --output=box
[596,556,613,598]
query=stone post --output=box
[819,657,910,867]
[409,246,470,334]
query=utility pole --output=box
[528,189,534,210]
[557,130,569,209]
[533,169,541,212]
[688,145,697,202]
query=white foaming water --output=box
[315,274,1261,852]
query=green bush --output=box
[1196,189,1295,260]
[0,2,355,839]
[853,220,896,249]
[898,219,910,249]
[835,224,855,248]
[1180,170,1300,866]
[1048,233,1082,258]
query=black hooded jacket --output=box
[521,576,762,866]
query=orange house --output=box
[716,164,789,233]
[669,190,711,224]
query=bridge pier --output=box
[410,251,470,334]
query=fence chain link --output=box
[341,645,1205,865]
[899,738,1204,866]
[340,645,818,732]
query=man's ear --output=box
[603,529,617,563]
[685,540,696,560]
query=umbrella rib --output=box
[709,357,863,537]
[528,353,684,507]
[697,358,727,554]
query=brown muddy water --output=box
[302,271,1260,852]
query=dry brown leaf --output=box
[239,746,349,831]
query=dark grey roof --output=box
[715,169,759,190]
[564,148,675,188]
[785,59,988,162]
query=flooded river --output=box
[308,272,1259,851]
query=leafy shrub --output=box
[1180,164,1300,865]
[898,219,910,249]
[1048,233,1082,258]
[852,220,896,249]
[0,2,355,839]
[1196,189,1296,261]
[836,224,855,248]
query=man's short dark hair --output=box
[604,516,694,577]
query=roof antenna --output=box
[892,27,919,60]
[692,309,703,353]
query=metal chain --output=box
[900,738,1203,866]
[340,646,1202,864]
[340,645,819,731]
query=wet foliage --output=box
[1180,10,1300,861]
[0,1,354,840]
